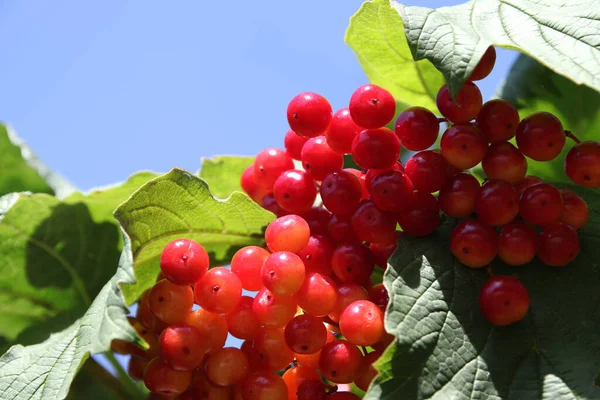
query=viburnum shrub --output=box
[1,1,600,400]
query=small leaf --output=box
[115,168,274,304]
[367,186,600,399]
[0,123,76,198]
[394,0,600,98]
[345,0,445,113]
[199,155,254,198]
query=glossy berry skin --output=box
[474,179,519,226]
[205,347,250,387]
[370,170,416,213]
[301,207,332,235]
[262,193,287,217]
[476,99,520,143]
[482,141,528,184]
[265,215,310,253]
[440,124,489,169]
[340,300,385,346]
[149,279,194,324]
[351,128,401,170]
[370,237,398,269]
[231,246,269,291]
[297,272,338,317]
[284,314,327,354]
[328,215,361,245]
[438,173,480,218]
[345,168,370,199]
[565,141,600,188]
[332,244,375,284]
[436,82,483,124]
[253,288,298,327]
[355,350,383,391]
[254,148,295,188]
[469,46,496,81]
[287,92,332,138]
[519,183,564,227]
[450,219,498,268]
[498,221,537,266]
[296,380,327,400]
[144,357,193,396]
[516,112,565,161]
[261,251,306,296]
[194,267,242,313]
[284,130,309,160]
[160,239,209,286]
[369,283,389,311]
[479,276,530,326]
[184,309,227,353]
[241,165,270,203]
[301,136,344,181]
[351,199,398,244]
[283,367,322,400]
[320,170,363,216]
[537,222,580,267]
[397,191,440,237]
[365,162,404,193]
[349,84,396,128]
[319,340,363,384]
[253,327,295,371]
[273,170,317,214]
[242,371,288,400]
[405,150,450,193]
[326,107,363,154]
[297,235,336,275]
[226,295,261,340]
[329,283,370,323]
[559,189,589,229]
[159,324,206,370]
[514,175,543,197]
[394,106,439,151]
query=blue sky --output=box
[0,0,517,191]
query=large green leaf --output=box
[497,54,600,182]
[393,0,600,98]
[345,0,444,112]
[115,168,275,304]
[367,186,600,399]
[198,155,254,199]
[0,123,76,198]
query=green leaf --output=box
[496,54,600,182]
[0,123,76,198]
[367,186,600,399]
[198,155,254,199]
[115,168,275,304]
[394,0,600,98]
[345,0,444,112]
[0,235,141,400]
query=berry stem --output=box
[565,130,581,144]
[103,351,146,400]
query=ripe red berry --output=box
[320,170,363,216]
[326,107,363,154]
[351,199,398,244]
[194,267,242,313]
[565,141,600,188]
[340,300,385,346]
[537,222,580,267]
[319,340,363,384]
[498,221,537,266]
[253,326,295,371]
[241,164,270,203]
[265,215,310,253]
[436,82,482,124]
[514,175,543,197]
[296,380,327,400]
[328,215,361,244]
[253,288,298,327]
[128,356,148,381]
[345,167,370,199]
[297,235,336,275]
[519,183,564,226]
[404,150,450,193]
[262,193,287,217]
[329,283,370,323]
[349,84,396,128]
[284,129,309,160]
[297,272,338,317]
[397,190,440,237]
[332,244,375,284]
[369,283,389,311]
[184,309,228,354]
[450,219,498,268]
[242,371,288,400]
[354,350,383,391]
[440,124,488,169]
[468,46,496,81]
[300,206,332,235]
[559,189,589,229]
[301,136,344,181]
[283,366,322,400]
[205,347,250,387]
[287,92,332,138]
[144,357,193,396]
[476,99,520,143]
[261,251,306,296]
[149,279,194,324]
[394,106,439,151]
[284,314,327,354]
[160,239,209,286]
[231,246,269,291]
[516,112,565,161]
[479,276,530,326]
[369,237,399,269]
[159,324,206,370]
[369,170,416,213]
[482,141,528,184]
[438,172,480,218]
[254,148,295,188]
[364,162,404,193]
[226,295,262,340]
[351,127,401,170]
[273,170,317,214]
[474,179,519,226]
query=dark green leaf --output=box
[199,155,254,199]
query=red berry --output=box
[297,272,338,317]
[474,179,519,226]
[265,215,310,253]
[149,279,194,324]
[436,82,482,124]
[320,170,363,216]
[284,130,309,160]
[349,84,396,128]
[194,267,242,313]
[364,162,404,193]
[262,193,287,217]
[440,124,488,169]
[537,222,580,267]
[331,244,375,284]
[254,148,295,188]
[394,106,439,151]
[345,167,370,199]
[184,309,228,354]
[482,141,528,184]
[159,324,206,370]
[326,107,363,154]
[404,150,450,193]
[287,92,332,138]
[261,251,306,296]
[226,295,262,340]
[340,300,385,346]
[397,191,440,237]
[297,235,336,275]
[476,99,520,143]
[284,314,327,354]
[559,189,589,229]
[354,350,383,391]
[351,128,401,170]
[370,170,416,213]
[369,283,389,311]
[516,112,565,161]
[253,326,295,371]
[498,221,537,266]
[351,199,398,244]
[241,165,271,203]
[231,246,270,291]
[438,172,480,218]
[450,219,498,268]
[328,215,361,244]
[468,47,496,81]
[479,276,530,326]
[136,290,156,330]
[300,206,332,235]
[565,141,600,188]
[205,347,250,386]
[319,340,363,384]
[282,367,321,400]
[128,356,149,381]
[369,238,399,269]
[514,175,543,197]
[329,283,369,323]
[296,380,327,400]
[144,357,193,396]
[301,136,344,181]
[519,183,564,226]
[273,170,317,214]
[242,371,288,400]
[253,288,298,327]
[160,239,209,286]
